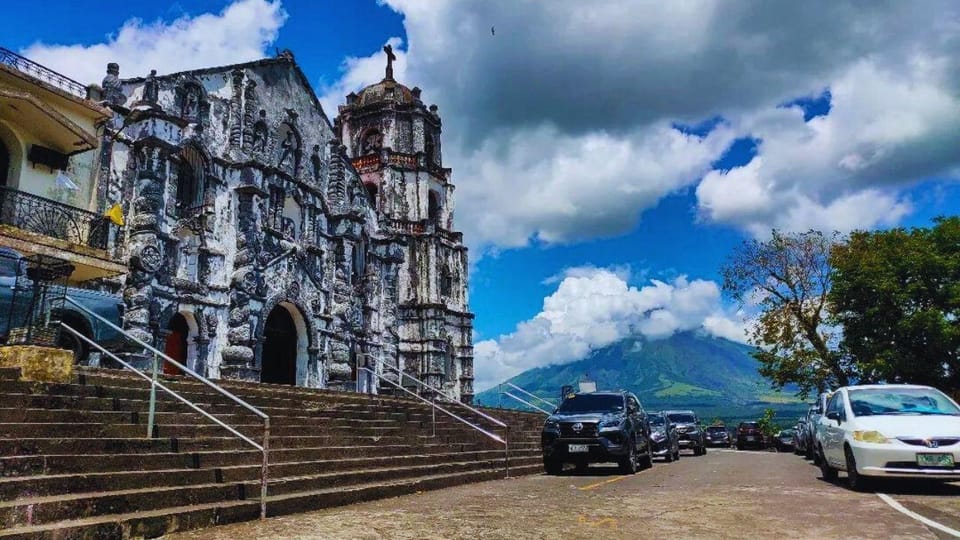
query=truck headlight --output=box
[852,430,890,444]
[544,420,559,431]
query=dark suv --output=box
[541,391,653,474]
[705,425,731,447]
[665,410,707,455]
[736,421,764,450]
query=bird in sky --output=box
[491,26,495,36]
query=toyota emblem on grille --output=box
[926,438,940,448]
[572,422,583,432]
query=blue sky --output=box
[5,0,959,390]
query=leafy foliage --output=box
[756,407,778,436]
[722,230,853,398]
[830,217,960,391]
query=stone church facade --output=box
[92,49,474,402]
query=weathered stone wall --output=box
[84,53,472,402]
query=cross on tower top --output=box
[383,44,397,80]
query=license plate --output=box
[917,453,955,467]
[746,436,755,441]
[568,444,589,453]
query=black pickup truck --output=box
[541,391,653,474]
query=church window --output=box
[365,182,378,209]
[176,146,205,217]
[428,190,442,226]
[361,129,382,155]
[444,342,456,383]
[424,134,435,164]
[351,235,367,285]
[440,265,453,298]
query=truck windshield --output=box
[556,394,624,414]
[667,413,696,424]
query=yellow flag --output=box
[104,203,124,226]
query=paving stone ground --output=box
[165,449,958,539]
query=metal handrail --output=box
[63,296,270,521]
[380,362,507,428]
[362,366,508,446]
[501,391,552,415]
[505,382,556,409]
[0,47,87,98]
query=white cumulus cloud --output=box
[473,267,746,391]
[20,0,287,85]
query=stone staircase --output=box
[0,366,544,539]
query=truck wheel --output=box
[543,457,563,475]
[639,445,653,469]
[619,441,639,474]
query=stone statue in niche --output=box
[101,63,124,106]
[143,69,159,105]
[361,130,382,155]
[278,129,298,170]
[252,110,268,152]
[310,145,322,181]
[182,87,201,120]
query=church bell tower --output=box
[335,45,475,403]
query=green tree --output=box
[757,408,778,437]
[830,217,960,391]
[723,230,852,398]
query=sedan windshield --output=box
[649,416,665,427]
[556,394,624,414]
[848,387,960,417]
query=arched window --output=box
[176,146,205,216]
[428,190,441,225]
[351,236,367,285]
[424,134,435,164]
[444,342,456,383]
[440,265,453,298]
[365,182,378,208]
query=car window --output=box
[848,387,960,417]
[649,415,665,426]
[667,413,696,423]
[556,394,624,414]
[826,393,843,417]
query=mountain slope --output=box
[476,331,803,423]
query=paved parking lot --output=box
[168,449,960,539]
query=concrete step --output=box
[0,465,544,539]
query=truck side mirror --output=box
[826,411,841,422]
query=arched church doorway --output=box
[163,314,189,376]
[0,136,10,187]
[261,306,298,385]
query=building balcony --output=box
[0,47,88,100]
[384,218,463,244]
[0,187,125,282]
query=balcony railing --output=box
[0,187,113,250]
[384,218,463,243]
[0,47,87,99]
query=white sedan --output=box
[816,384,960,490]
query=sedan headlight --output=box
[599,419,621,429]
[852,430,890,444]
[651,430,666,441]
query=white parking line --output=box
[877,493,960,538]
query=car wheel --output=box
[574,460,589,473]
[543,457,563,475]
[640,445,653,470]
[702,445,707,455]
[819,447,838,482]
[619,440,639,474]
[57,327,89,364]
[736,443,744,451]
[664,449,673,462]
[673,449,680,461]
[845,446,873,492]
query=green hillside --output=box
[476,331,806,425]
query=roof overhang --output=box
[0,88,98,153]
